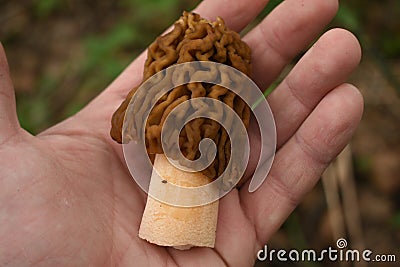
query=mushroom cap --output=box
[111,11,252,179]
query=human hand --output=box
[0,0,363,266]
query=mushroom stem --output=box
[138,154,219,249]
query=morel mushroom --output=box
[110,11,252,249]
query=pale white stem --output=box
[139,154,219,249]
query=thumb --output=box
[0,43,19,143]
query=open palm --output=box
[0,0,363,266]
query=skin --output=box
[0,0,363,266]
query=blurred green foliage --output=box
[392,213,400,228]
[16,74,56,133]
[33,0,61,18]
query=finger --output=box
[244,0,339,89]
[239,83,363,245]
[269,28,362,148]
[195,0,270,31]
[239,28,360,186]
[0,43,19,143]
